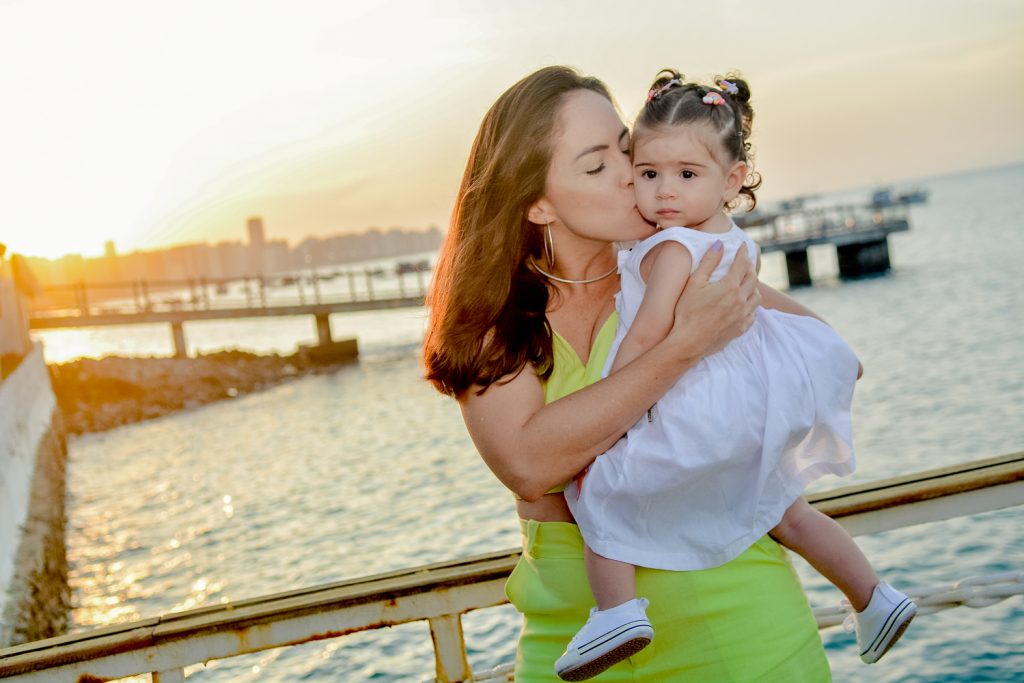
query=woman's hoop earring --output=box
[544,223,556,268]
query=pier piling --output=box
[837,239,892,278]
[171,322,187,358]
[784,250,812,287]
[315,313,333,346]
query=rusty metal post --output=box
[428,614,471,683]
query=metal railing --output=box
[28,267,432,321]
[1,452,1020,682]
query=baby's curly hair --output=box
[637,69,762,209]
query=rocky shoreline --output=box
[49,347,358,436]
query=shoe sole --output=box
[557,636,651,681]
[861,601,917,664]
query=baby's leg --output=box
[584,544,637,610]
[770,498,878,611]
[556,545,652,679]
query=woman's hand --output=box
[668,243,760,358]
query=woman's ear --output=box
[527,197,556,226]
[723,161,747,201]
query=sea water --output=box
[46,163,1024,681]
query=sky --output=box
[1,0,1022,261]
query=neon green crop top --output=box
[518,312,619,498]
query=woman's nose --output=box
[614,152,634,187]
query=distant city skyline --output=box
[23,219,442,288]
[32,216,440,263]
[3,1,1022,261]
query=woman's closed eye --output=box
[586,163,606,175]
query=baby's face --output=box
[632,125,733,231]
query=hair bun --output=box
[646,69,686,103]
[715,74,750,103]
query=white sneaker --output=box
[555,598,654,681]
[853,583,917,663]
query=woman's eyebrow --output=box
[574,144,608,161]
[574,128,630,161]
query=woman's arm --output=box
[758,281,825,323]
[460,244,759,501]
[758,281,863,378]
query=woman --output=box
[424,66,830,682]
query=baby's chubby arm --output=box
[610,242,694,373]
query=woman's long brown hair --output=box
[424,66,612,397]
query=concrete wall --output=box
[0,342,68,646]
[0,277,32,359]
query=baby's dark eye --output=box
[641,170,657,179]
[586,163,606,176]
[681,170,696,179]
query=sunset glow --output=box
[2,0,1022,261]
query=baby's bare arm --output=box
[610,242,693,373]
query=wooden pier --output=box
[28,268,430,359]
[737,198,914,287]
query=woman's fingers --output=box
[724,244,752,287]
[725,249,759,330]
[692,239,726,284]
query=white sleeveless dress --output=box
[565,225,859,571]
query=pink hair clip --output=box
[718,80,739,95]
[646,77,683,103]
[702,92,726,106]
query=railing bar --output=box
[809,453,1023,504]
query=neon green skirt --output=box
[506,520,831,682]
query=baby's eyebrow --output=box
[634,160,710,168]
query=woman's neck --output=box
[542,240,618,285]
